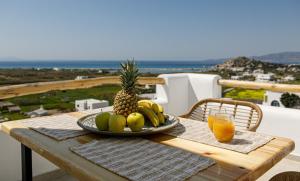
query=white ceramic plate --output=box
[77,113,179,136]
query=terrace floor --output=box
[33,155,300,181]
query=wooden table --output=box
[0,112,295,181]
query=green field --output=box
[11,84,121,110]
[224,88,265,101]
[0,85,122,121]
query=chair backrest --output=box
[270,171,300,181]
[180,98,263,131]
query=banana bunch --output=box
[137,100,165,127]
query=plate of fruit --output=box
[77,60,179,136]
[77,100,179,136]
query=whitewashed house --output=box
[242,71,252,76]
[253,69,264,74]
[75,76,89,80]
[283,75,295,82]
[255,73,274,82]
[230,75,241,80]
[230,67,244,72]
[75,99,109,111]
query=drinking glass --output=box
[207,107,226,132]
[212,113,235,143]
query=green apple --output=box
[127,112,145,132]
[108,114,126,132]
[95,112,111,131]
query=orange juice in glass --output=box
[213,114,235,143]
[207,115,217,131]
[207,108,225,132]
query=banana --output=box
[151,104,159,113]
[137,101,152,109]
[157,112,165,124]
[157,104,164,113]
[138,100,160,113]
[138,106,160,127]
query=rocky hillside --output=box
[215,57,279,71]
[200,52,300,65]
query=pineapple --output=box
[113,60,140,117]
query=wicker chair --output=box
[180,98,263,131]
[270,171,300,181]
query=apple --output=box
[127,112,145,132]
[95,112,110,131]
[108,114,126,132]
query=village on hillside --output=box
[212,56,300,83]
[208,57,300,109]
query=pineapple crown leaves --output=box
[119,59,140,92]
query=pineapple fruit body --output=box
[113,90,138,117]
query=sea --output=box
[0,60,216,73]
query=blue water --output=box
[0,60,215,73]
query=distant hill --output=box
[215,56,280,70]
[200,52,300,65]
[254,52,300,64]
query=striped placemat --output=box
[20,114,88,140]
[70,137,215,181]
[165,118,273,154]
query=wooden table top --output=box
[0,112,295,181]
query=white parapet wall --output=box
[155,73,300,156]
[154,73,222,115]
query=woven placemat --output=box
[165,118,273,154]
[20,114,88,141]
[70,138,215,181]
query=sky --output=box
[0,0,299,60]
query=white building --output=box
[75,99,109,111]
[230,75,241,80]
[263,91,300,107]
[242,72,252,76]
[255,73,274,82]
[230,67,244,72]
[75,76,89,80]
[253,69,264,74]
[283,75,295,82]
